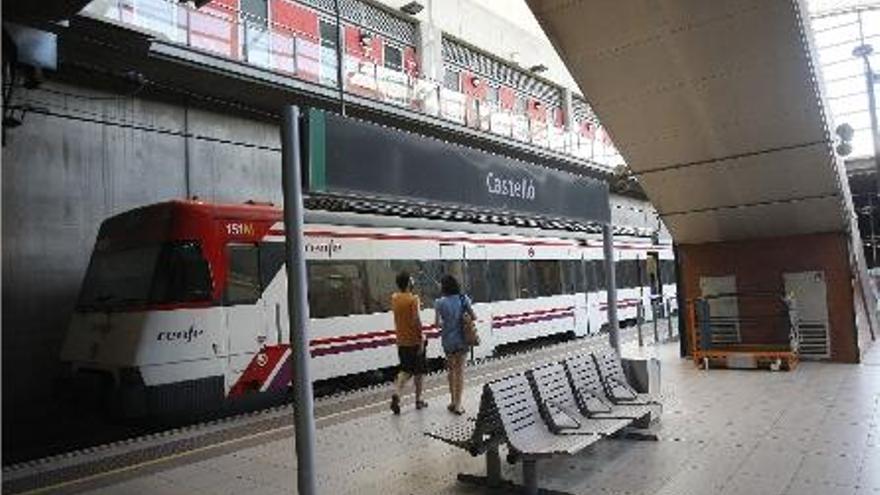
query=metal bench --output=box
[525,362,631,437]
[592,349,661,406]
[563,354,658,428]
[488,373,600,494]
[425,384,508,490]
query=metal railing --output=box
[84,0,625,168]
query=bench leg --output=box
[486,445,502,487]
[522,460,538,495]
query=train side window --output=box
[308,261,367,318]
[390,260,441,308]
[621,260,636,289]
[226,244,261,305]
[584,260,596,292]
[561,260,581,294]
[487,260,517,302]
[467,260,490,303]
[516,261,536,298]
[535,261,563,297]
[363,260,397,313]
[593,260,607,291]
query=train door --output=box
[224,243,269,394]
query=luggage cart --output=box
[687,292,799,371]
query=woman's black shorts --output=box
[398,345,427,374]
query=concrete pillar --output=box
[417,0,444,83]
[562,88,574,132]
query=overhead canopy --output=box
[528,0,850,244]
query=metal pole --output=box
[602,224,620,354]
[652,298,659,344]
[281,106,317,495]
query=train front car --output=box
[60,200,283,418]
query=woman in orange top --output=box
[390,271,428,415]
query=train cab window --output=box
[308,261,367,318]
[152,241,212,303]
[487,260,517,302]
[226,244,261,305]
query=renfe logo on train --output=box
[486,172,536,201]
[305,239,342,257]
[157,326,204,343]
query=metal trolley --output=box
[687,292,800,371]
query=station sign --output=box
[305,108,610,224]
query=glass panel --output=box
[307,261,367,318]
[151,241,212,304]
[487,260,517,302]
[384,45,402,71]
[533,261,562,297]
[516,261,536,299]
[77,246,163,310]
[226,244,261,304]
[390,260,442,308]
[467,261,490,303]
[240,0,268,20]
[593,260,606,291]
[363,260,397,313]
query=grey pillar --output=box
[562,88,574,132]
[281,106,317,495]
[603,224,620,354]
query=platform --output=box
[34,337,880,495]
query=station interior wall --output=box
[1,80,658,420]
[677,232,860,363]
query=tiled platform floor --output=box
[78,340,880,495]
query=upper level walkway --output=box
[19,331,880,495]
[71,0,623,173]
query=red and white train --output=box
[61,199,676,417]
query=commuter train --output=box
[61,199,676,417]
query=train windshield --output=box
[77,241,212,310]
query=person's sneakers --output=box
[415,400,428,410]
[390,394,401,415]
